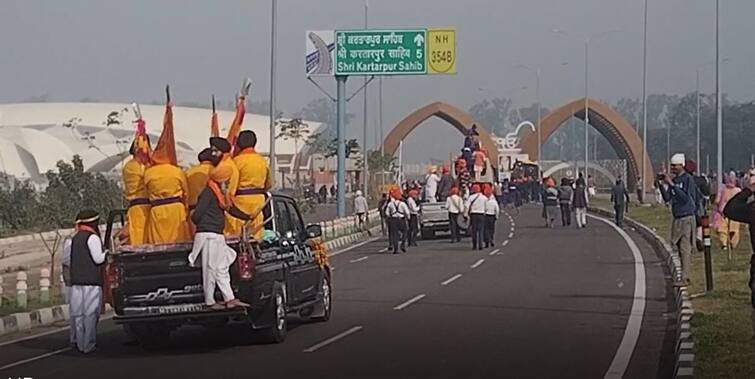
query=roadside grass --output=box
[593,198,755,378]
[0,290,65,317]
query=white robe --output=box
[425,174,440,201]
[188,232,237,306]
[69,285,101,353]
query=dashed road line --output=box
[349,256,369,263]
[441,274,463,286]
[471,258,486,268]
[508,232,514,238]
[0,347,71,371]
[502,240,509,247]
[394,294,426,310]
[303,326,364,353]
[329,236,381,257]
[378,247,389,253]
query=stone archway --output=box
[384,102,498,167]
[519,98,654,191]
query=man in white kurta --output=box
[425,168,440,202]
[66,210,106,354]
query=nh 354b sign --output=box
[306,29,456,76]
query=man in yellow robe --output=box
[122,142,150,245]
[186,148,215,211]
[209,137,240,202]
[144,162,190,244]
[228,131,274,238]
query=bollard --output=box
[39,267,51,303]
[0,275,4,307]
[702,214,714,292]
[16,271,28,309]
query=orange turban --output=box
[483,185,493,197]
[450,186,459,195]
[471,184,481,194]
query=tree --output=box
[276,118,310,191]
[0,177,40,232]
[367,150,396,172]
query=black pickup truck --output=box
[103,193,331,348]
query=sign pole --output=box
[336,75,348,217]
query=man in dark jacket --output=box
[188,159,251,310]
[660,153,699,286]
[572,177,589,228]
[723,175,755,336]
[558,178,574,226]
[610,178,630,227]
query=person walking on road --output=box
[354,190,370,235]
[610,178,630,227]
[407,189,420,246]
[659,153,699,287]
[722,174,755,337]
[65,210,105,354]
[714,174,742,250]
[636,177,644,204]
[465,184,486,250]
[484,185,500,248]
[542,177,559,228]
[378,193,389,237]
[558,178,573,226]
[446,186,464,243]
[572,177,589,228]
[386,188,410,254]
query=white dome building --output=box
[0,103,325,185]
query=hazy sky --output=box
[2,0,753,162]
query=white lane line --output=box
[328,236,381,257]
[587,214,647,379]
[393,294,426,310]
[378,247,389,253]
[508,232,514,238]
[488,250,498,256]
[303,326,364,353]
[511,222,516,227]
[502,240,509,247]
[470,258,486,268]
[0,347,71,371]
[510,227,515,232]
[441,274,463,286]
[349,256,369,263]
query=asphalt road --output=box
[0,205,675,379]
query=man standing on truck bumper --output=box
[189,163,251,310]
[66,210,106,354]
[229,131,273,239]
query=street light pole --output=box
[641,0,649,195]
[536,68,542,164]
[715,0,723,185]
[362,0,369,199]
[584,40,589,177]
[379,76,384,189]
[696,67,701,168]
[268,0,277,176]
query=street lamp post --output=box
[715,0,723,185]
[362,0,369,199]
[696,67,701,168]
[642,0,649,195]
[269,0,278,176]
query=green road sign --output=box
[335,29,426,75]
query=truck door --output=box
[277,199,320,303]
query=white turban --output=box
[670,153,686,165]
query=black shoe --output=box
[393,251,399,254]
[401,246,407,253]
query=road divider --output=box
[303,326,364,353]
[394,294,426,311]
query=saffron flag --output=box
[132,116,151,165]
[152,100,178,166]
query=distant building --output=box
[0,103,324,186]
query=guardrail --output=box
[589,206,694,379]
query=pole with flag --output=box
[210,95,219,138]
[227,79,252,150]
[151,85,178,166]
[130,102,151,165]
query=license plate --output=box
[123,303,206,315]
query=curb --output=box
[324,226,380,252]
[1,303,112,337]
[589,207,694,378]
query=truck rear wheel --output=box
[311,273,332,322]
[257,285,287,344]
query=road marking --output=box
[508,232,514,238]
[511,222,516,227]
[0,347,71,371]
[510,227,515,232]
[441,274,463,286]
[470,258,485,268]
[587,214,647,379]
[303,326,364,353]
[394,294,426,310]
[378,247,389,252]
[488,250,498,256]
[328,236,381,257]
[502,240,509,247]
[349,256,369,263]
